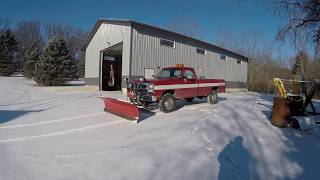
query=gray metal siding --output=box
[85,23,131,80]
[131,25,247,83]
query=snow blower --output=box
[271,78,320,128]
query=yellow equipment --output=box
[273,78,287,98]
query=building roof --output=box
[82,18,249,62]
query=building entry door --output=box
[102,56,122,91]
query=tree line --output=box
[169,0,320,93]
[0,18,87,85]
[216,30,320,93]
[1,0,319,90]
[242,0,320,92]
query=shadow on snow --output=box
[218,136,250,180]
[0,110,43,124]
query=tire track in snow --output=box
[190,111,221,158]
[181,103,210,110]
[0,112,106,129]
[0,120,125,143]
[0,96,61,107]
[2,78,31,102]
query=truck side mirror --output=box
[125,78,128,83]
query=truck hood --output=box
[129,78,168,84]
[129,78,225,85]
[145,79,166,84]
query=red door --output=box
[182,69,198,98]
[154,68,186,99]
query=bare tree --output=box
[0,17,10,33]
[307,58,320,79]
[14,20,43,71]
[166,16,205,39]
[217,30,265,57]
[216,30,291,92]
[43,22,88,59]
[66,28,88,60]
[44,22,67,40]
[272,0,320,56]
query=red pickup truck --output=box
[127,65,225,113]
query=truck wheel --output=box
[159,93,176,113]
[185,97,194,102]
[207,90,218,104]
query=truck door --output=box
[155,68,185,99]
[183,69,198,98]
[172,69,185,99]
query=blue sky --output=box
[1,0,291,55]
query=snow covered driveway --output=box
[0,77,320,180]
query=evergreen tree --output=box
[0,29,17,76]
[24,41,40,78]
[292,51,308,76]
[34,36,78,86]
[73,51,86,78]
[76,60,85,78]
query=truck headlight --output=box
[147,83,154,92]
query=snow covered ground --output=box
[0,76,319,180]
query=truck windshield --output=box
[155,69,181,79]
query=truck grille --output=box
[130,83,138,91]
[138,84,148,93]
[129,82,153,102]
[129,82,147,92]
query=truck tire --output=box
[185,97,194,102]
[207,90,218,104]
[159,93,176,113]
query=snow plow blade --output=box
[101,97,140,121]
